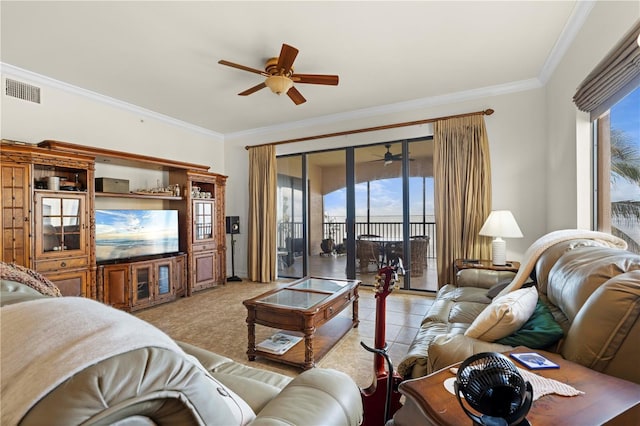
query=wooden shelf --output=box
[2,139,227,304]
[95,191,183,201]
[253,315,356,369]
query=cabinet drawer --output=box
[324,291,354,320]
[44,269,89,297]
[36,256,88,271]
[192,243,218,252]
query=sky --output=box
[610,86,640,202]
[324,176,434,221]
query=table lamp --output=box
[479,210,523,266]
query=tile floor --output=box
[316,285,434,387]
[137,277,435,388]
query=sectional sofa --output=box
[398,230,640,385]
[0,263,363,426]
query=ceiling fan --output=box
[218,43,339,105]
[373,144,412,166]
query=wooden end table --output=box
[391,347,640,425]
[243,276,359,370]
[455,258,520,273]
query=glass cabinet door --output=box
[193,200,215,242]
[132,262,152,307]
[157,263,171,296]
[136,267,151,300]
[36,193,85,255]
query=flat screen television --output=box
[95,209,179,262]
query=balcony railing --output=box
[277,221,437,259]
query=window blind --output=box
[573,20,640,120]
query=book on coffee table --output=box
[256,332,303,355]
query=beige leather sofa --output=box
[397,234,640,385]
[0,272,363,426]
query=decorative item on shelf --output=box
[479,210,523,266]
[47,176,60,191]
[74,173,83,191]
[60,178,78,191]
[96,177,130,193]
[455,352,533,426]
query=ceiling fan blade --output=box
[287,86,306,105]
[277,44,299,74]
[292,73,339,85]
[218,60,267,76]
[238,82,266,96]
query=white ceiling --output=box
[1,1,585,136]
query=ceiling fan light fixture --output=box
[265,75,293,95]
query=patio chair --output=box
[410,238,428,277]
[385,242,403,265]
[410,235,430,260]
[357,239,381,272]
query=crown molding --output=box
[225,78,543,140]
[538,0,595,84]
[0,63,224,140]
[3,0,588,144]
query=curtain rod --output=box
[245,108,494,150]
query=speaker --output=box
[226,216,240,234]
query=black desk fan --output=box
[455,352,533,426]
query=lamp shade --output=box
[265,75,293,95]
[479,210,523,238]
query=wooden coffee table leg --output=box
[246,307,256,361]
[353,287,360,328]
[303,327,315,369]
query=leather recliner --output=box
[397,237,640,385]
[0,279,364,426]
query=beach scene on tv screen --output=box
[95,210,179,261]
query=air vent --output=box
[5,78,41,104]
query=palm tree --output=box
[610,128,640,252]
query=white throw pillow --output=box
[464,286,538,342]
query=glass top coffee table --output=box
[243,276,360,370]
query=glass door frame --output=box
[277,135,433,290]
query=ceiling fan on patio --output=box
[218,43,339,105]
[372,144,413,166]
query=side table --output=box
[454,258,520,273]
[390,347,640,426]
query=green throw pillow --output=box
[496,299,564,349]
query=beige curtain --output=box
[247,145,277,282]
[434,114,492,287]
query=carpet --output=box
[135,280,433,387]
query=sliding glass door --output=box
[276,155,305,278]
[276,137,436,291]
[307,150,348,278]
[407,139,435,290]
[354,142,405,286]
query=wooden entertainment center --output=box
[1,139,227,311]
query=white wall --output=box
[544,1,640,230]
[1,70,225,172]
